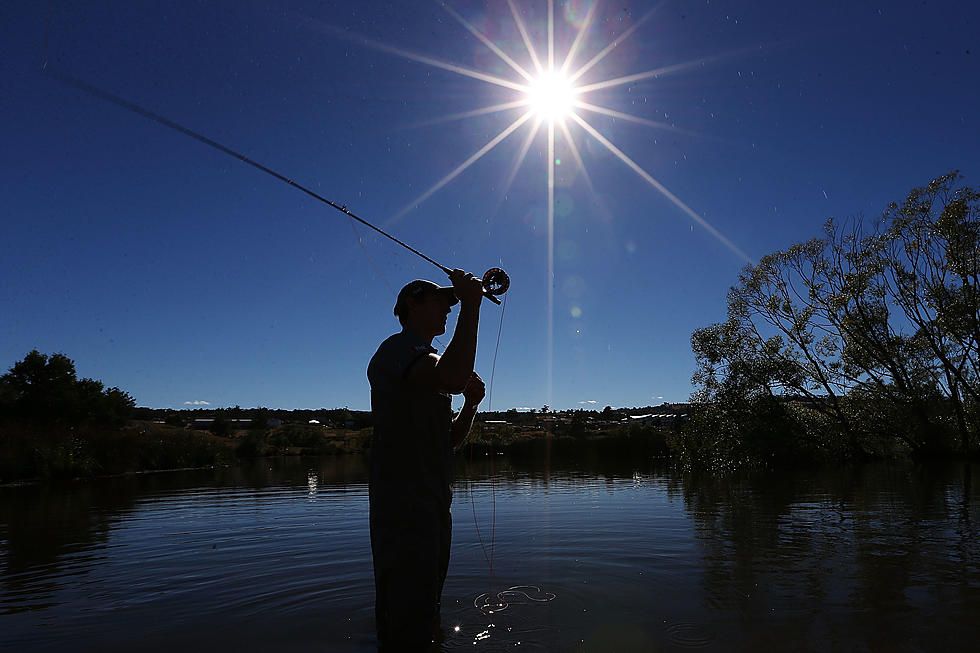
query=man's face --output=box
[409,291,453,337]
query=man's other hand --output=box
[462,372,486,407]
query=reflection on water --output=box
[1,456,978,652]
[673,464,980,652]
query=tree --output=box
[689,173,979,462]
[209,415,232,437]
[250,407,272,430]
[0,350,135,427]
[877,174,979,451]
[164,413,186,427]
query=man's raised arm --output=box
[433,270,483,393]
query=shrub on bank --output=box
[0,422,230,482]
[234,424,370,458]
[465,422,670,461]
[0,351,234,481]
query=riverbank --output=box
[0,420,382,483]
[0,421,234,483]
[0,419,677,482]
[5,415,975,484]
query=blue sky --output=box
[2,1,978,411]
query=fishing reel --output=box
[481,267,510,305]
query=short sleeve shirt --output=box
[367,330,455,510]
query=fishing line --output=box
[469,294,506,572]
[486,292,507,410]
[474,585,557,615]
[467,294,554,619]
[484,295,508,602]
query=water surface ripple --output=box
[2,458,978,652]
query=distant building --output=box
[627,413,687,425]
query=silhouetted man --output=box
[368,269,486,651]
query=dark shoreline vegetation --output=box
[1,173,976,482]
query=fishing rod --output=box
[46,63,540,619]
[44,68,510,304]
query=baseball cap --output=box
[393,279,459,317]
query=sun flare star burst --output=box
[527,69,578,122]
[325,1,751,404]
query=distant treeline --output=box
[682,172,980,468]
[135,403,689,462]
[133,403,685,429]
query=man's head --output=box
[393,279,459,337]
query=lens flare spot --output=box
[562,274,586,298]
[555,192,575,218]
[570,305,583,318]
[557,240,580,262]
[563,0,595,28]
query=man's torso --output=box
[367,330,454,509]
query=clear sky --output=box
[2,1,978,411]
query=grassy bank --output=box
[463,422,672,461]
[0,421,378,483]
[0,421,233,483]
[13,411,971,484]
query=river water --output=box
[1,456,978,652]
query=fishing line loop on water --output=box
[474,585,557,615]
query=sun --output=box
[526,69,578,123]
[350,1,749,266]
[324,0,754,405]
